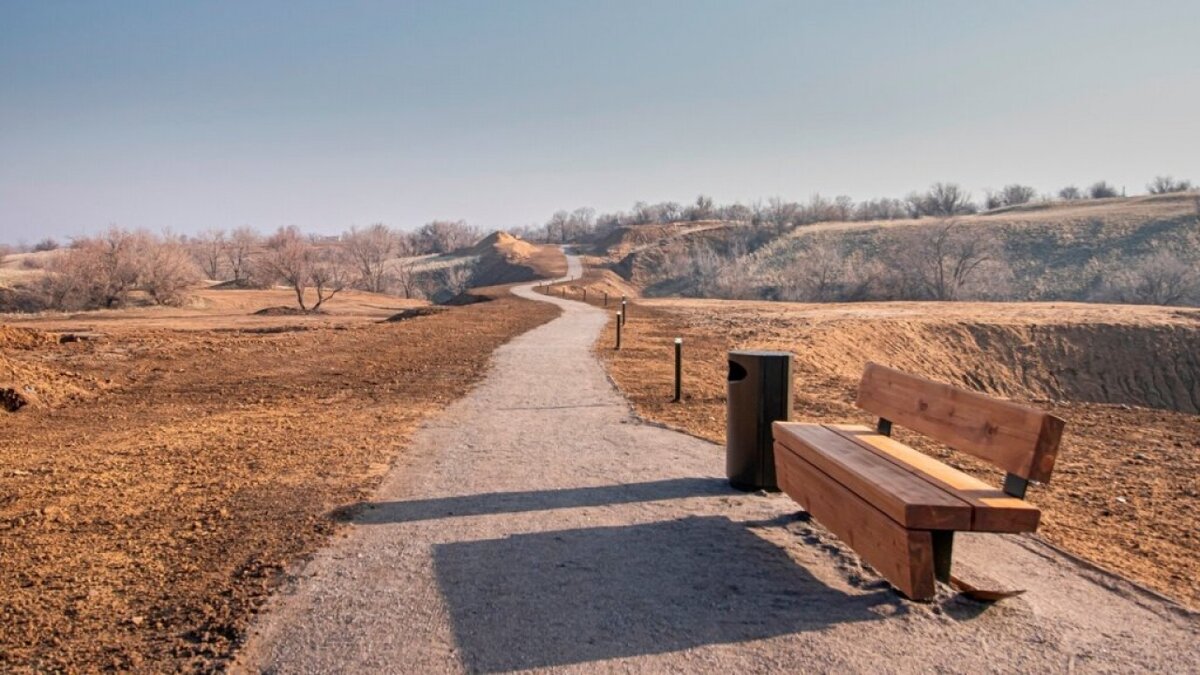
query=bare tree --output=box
[546,210,570,243]
[415,220,478,254]
[436,263,474,297]
[260,226,316,310]
[891,221,1003,300]
[43,228,197,309]
[917,183,977,217]
[193,228,226,280]
[986,184,1037,209]
[1088,181,1120,199]
[344,223,397,293]
[1147,176,1194,194]
[32,238,59,252]
[393,258,422,299]
[568,207,597,240]
[307,246,351,311]
[1058,186,1082,200]
[141,233,201,305]
[687,195,715,221]
[779,240,846,301]
[225,226,260,284]
[1104,250,1199,305]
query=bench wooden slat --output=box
[825,424,1041,533]
[856,363,1065,482]
[776,442,936,600]
[773,422,972,530]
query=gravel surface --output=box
[237,255,1199,673]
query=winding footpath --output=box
[237,255,1197,673]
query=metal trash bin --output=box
[726,350,793,490]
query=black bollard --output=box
[673,337,682,402]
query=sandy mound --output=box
[469,232,566,286]
[0,326,58,350]
[0,326,98,410]
[467,231,538,259]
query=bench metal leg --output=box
[932,531,954,583]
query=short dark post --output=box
[673,337,682,402]
[603,292,609,307]
[615,312,622,350]
[620,299,627,326]
[583,288,588,302]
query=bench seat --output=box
[826,424,1041,533]
[770,363,1064,600]
[774,421,1047,599]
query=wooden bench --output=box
[772,362,1066,600]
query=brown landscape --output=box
[5,6,1199,670]
[1,254,563,670]
[582,295,1200,608]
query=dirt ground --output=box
[1,284,426,333]
[0,291,560,671]
[596,298,1200,609]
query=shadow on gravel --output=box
[432,515,893,672]
[343,477,733,524]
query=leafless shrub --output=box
[225,226,260,284]
[393,258,423,299]
[1097,250,1199,306]
[140,234,201,306]
[32,238,60,252]
[854,198,907,221]
[1058,186,1082,200]
[986,184,1037,209]
[685,195,715,221]
[258,226,350,312]
[344,223,400,293]
[192,228,226,280]
[416,220,479,254]
[434,263,475,298]
[42,228,197,309]
[771,238,882,303]
[907,183,977,217]
[1147,176,1193,194]
[885,221,1009,300]
[1088,181,1120,199]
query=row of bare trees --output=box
[4,219,485,313]
[645,215,1200,308]
[41,228,200,310]
[754,223,1009,303]
[540,176,1194,244]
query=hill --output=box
[596,192,1200,306]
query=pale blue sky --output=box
[2,1,1197,242]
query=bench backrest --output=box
[855,362,1064,483]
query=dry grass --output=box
[598,298,1200,609]
[0,293,560,671]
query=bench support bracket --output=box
[876,417,893,437]
[932,530,954,583]
[1002,473,1029,499]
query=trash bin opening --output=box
[728,360,748,382]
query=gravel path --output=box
[238,256,1198,673]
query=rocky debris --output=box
[1,387,27,412]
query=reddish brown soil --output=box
[0,295,559,672]
[597,299,1200,609]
